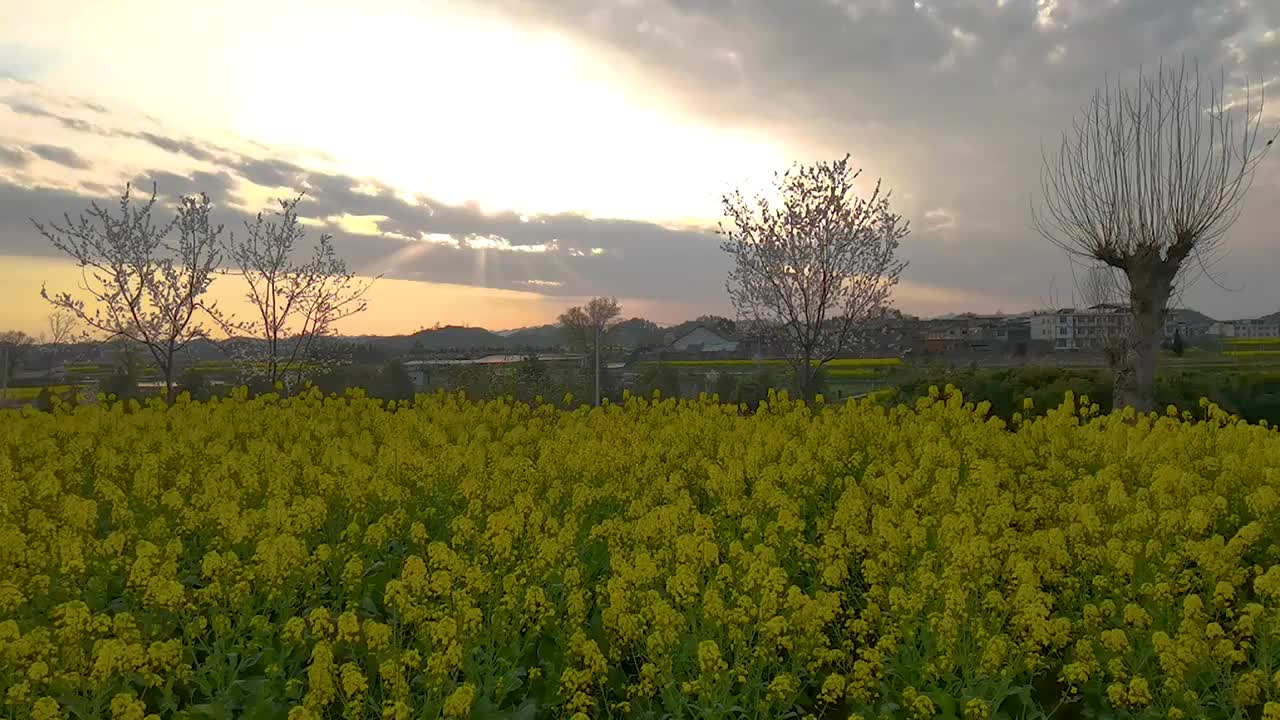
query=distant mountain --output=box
[1262,310,1280,324]
[368,325,513,354]
[497,319,667,350]
[413,326,511,350]
[504,324,563,349]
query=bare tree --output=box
[46,310,79,346]
[33,185,224,400]
[0,330,35,402]
[720,154,909,400]
[559,297,621,406]
[220,196,376,388]
[36,310,81,374]
[1035,59,1276,411]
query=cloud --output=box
[129,168,240,207]
[922,208,957,231]
[0,180,107,256]
[2,96,108,134]
[3,97,227,159]
[0,145,27,168]
[233,156,306,188]
[0,44,49,80]
[0,154,732,307]
[126,132,219,162]
[28,144,91,170]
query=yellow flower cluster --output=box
[1,386,1279,718]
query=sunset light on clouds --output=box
[2,0,1279,337]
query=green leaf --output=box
[242,696,288,720]
[190,702,232,720]
[933,692,958,720]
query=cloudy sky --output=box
[1,0,1278,336]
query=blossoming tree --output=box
[719,155,909,400]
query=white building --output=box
[1031,304,1190,351]
[1207,319,1280,339]
[1031,305,1127,351]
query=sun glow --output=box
[224,1,784,224]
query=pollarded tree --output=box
[1035,59,1276,412]
[720,154,909,400]
[34,185,224,400]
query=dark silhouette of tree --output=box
[636,363,681,400]
[100,340,143,403]
[695,314,737,336]
[177,368,214,402]
[380,360,416,403]
[0,330,35,402]
[514,354,550,403]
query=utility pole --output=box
[1,345,7,402]
[594,323,600,406]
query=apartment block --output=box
[1030,304,1200,351]
[1207,319,1280,338]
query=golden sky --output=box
[3,0,787,221]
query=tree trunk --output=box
[164,361,175,403]
[1117,263,1174,413]
[796,352,815,402]
[1111,353,1139,410]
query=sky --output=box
[1,0,1278,337]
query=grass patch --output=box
[65,366,104,375]
[1223,338,1280,346]
[826,357,902,367]
[825,368,877,379]
[1222,350,1280,357]
[2,385,75,401]
[652,359,789,367]
[648,357,901,368]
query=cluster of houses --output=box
[405,307,1278,383]
[1027,305,1191,352]
[842,305,1273,357]
[1027,305,1277,352]
[1205,318,1280,339]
